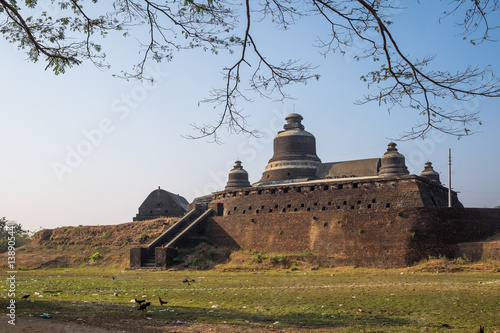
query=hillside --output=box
[1,218,177,270]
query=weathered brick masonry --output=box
[203,207,500,267]
[211,176,461,215]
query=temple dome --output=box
[378,142,409,177]
[225,161,251,190]
[133,187,188,221]
[419,161,441,185]
[255,113,321,185]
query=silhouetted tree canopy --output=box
[1,0,499,140]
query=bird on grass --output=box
[21,294,30,300]
[159,296,168,306]
[478,325,484,333]
[134,298,146,304]
[182,276,195,284]
[137,302,151,311]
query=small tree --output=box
[0,217,31,253]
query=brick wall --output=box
[211,177,461,220]
[204,208,500,267]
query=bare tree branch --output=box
[1,0,499,140]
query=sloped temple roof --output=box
[316,158,381,179]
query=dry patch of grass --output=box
[29,218,177,247]
[218,250,500,274]
[217,251,334,272]
[410,257,500,273]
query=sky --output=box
[1,1,500,232]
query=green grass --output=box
[2,267,499,332]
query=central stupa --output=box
[255,113,321,185]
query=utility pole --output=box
[448,148,452,208]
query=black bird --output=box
[134,298,146,304]
[478,325,484,333]
[182,277,191,285]
[137,302,151,311]
[21,294,30,300]
[112,276,115,280]
[159,296,168,305]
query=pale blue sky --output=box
[1,2,499,231]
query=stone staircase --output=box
[130,207,213,268]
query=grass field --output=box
[2,261,499,332]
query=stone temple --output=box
[133,187,188,221]
[131,114,499,268]
[207,113,461,211]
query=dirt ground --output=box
[7,316,332,333]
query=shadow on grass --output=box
[3,299,413,330]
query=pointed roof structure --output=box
[255,113,321,185]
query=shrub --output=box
[252,252,266,263]
[89,252,102,261]
[453,256,471,264]
[270,254,289,265]
[139,233,149,243]
[192,257,201,266]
